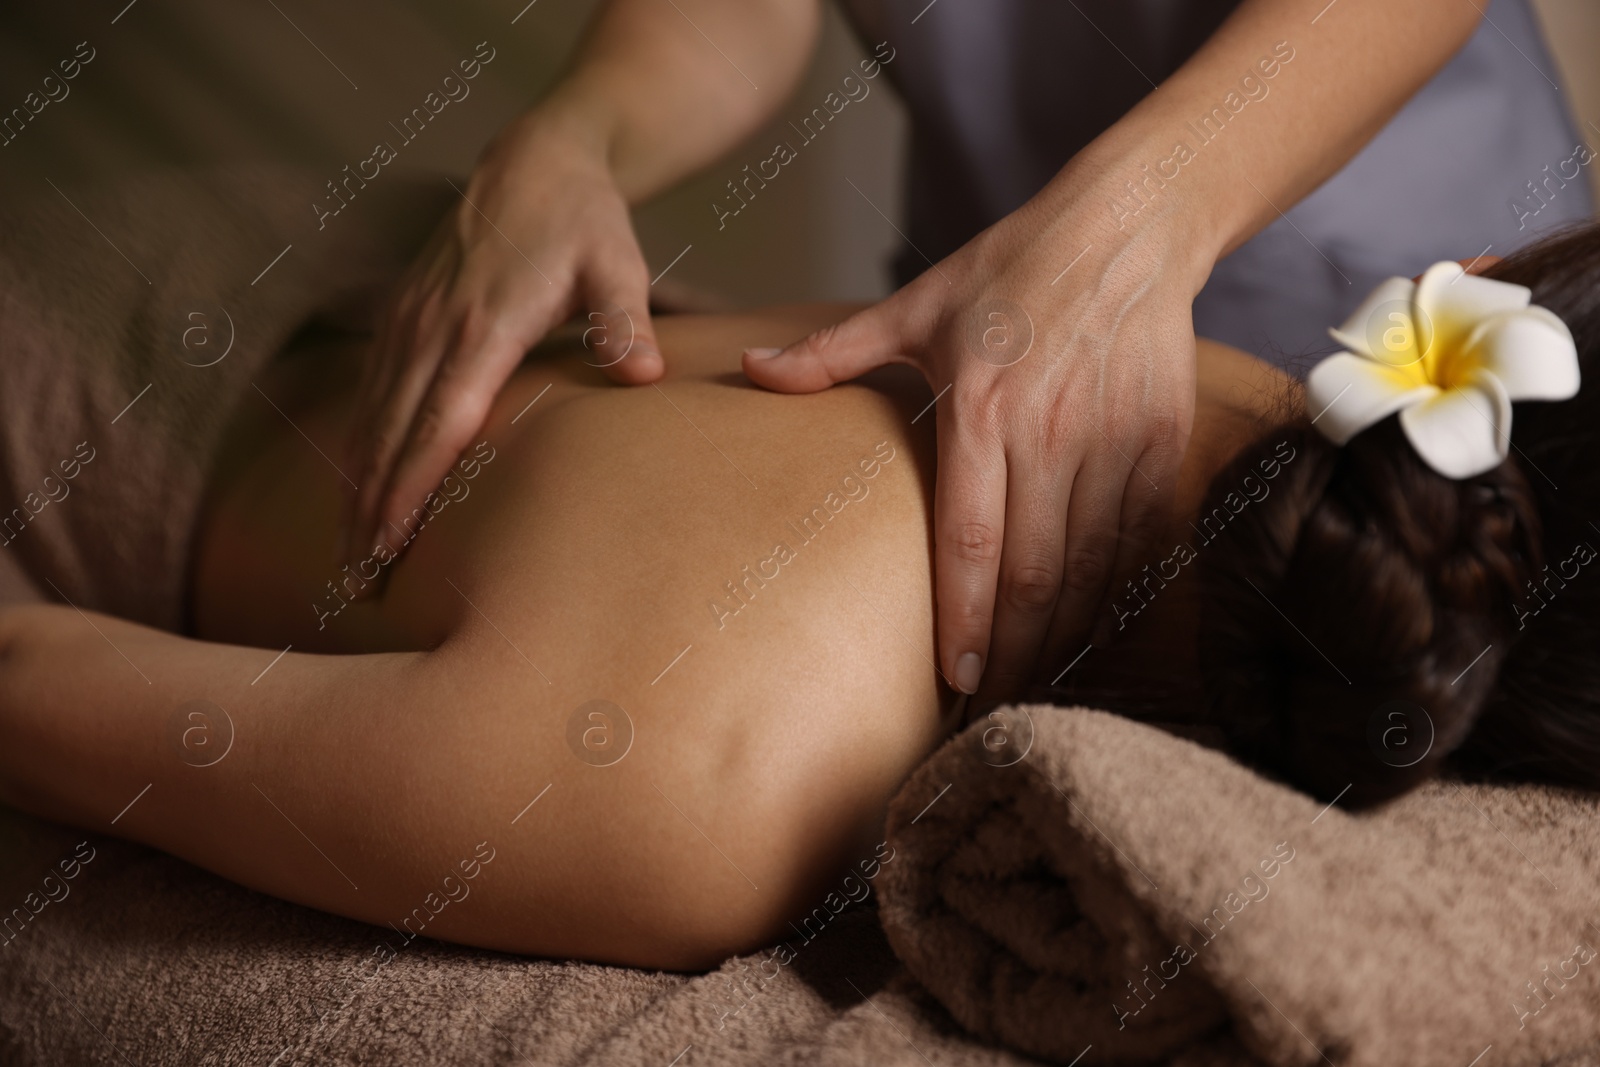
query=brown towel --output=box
[0,167,447,630]
[878,705,1600,1067]
[0,802,1064,1066]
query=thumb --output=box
[742,303,904,393]
[583,256,663,385]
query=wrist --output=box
[489,83,622,195]
[1033,155,1218,298]
[1052,116,1255,286]
[526,74,665,203]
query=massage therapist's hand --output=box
[343,108,663,563]
[342,0,824,566]
[743,170,1208,705]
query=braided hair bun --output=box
[1200,221,1600,808]
[1199,419,1540,807]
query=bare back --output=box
[173,304,1287,963]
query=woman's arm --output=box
[0,603,456,928]
[0,603,820,968]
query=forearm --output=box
[0,604,480,940]
[534,0,822,203]
[1053,0,1483,263]
[0,604,786,965]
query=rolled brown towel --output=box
[878,705,1600,1067]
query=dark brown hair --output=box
[1199,221,1600,808]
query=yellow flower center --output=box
[1419,306,1488,391]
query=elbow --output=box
[588,838,814,972]
[607,785,889,972]
[0,603,79,697]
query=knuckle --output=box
[943,598,993,642]
[453,301,497,350]
[1122,503,1168,542]
[368,424,405,467]
[1060,545,1114,596]
[410,307,445,347]
[432,351,501,404]
[1039,412,1081,457]
[395,278,431,320]
[416,386,492,452]
[800,323,839,356]
[1139,407,1189,460]
[1146,407,1183,440]
[1001,562,1061,614]
[410,403,452,449]
[946,521,1002,566]
[953,391,1006,440]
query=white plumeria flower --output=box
[1307,261,1580,478]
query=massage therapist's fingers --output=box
[372,284,568,556]
[341,299,408,559]
[342,108,653,563]
[741,301,907,393]
[933,416,1008,696]
[581,247,662,385]
[345,238,452,504]
[343,207,472,561]
[1083,435,1185,650]
[1028,452,1125,687]
[353,280,503,564]
[351,328,455,564]
[972,456,1074,706]
[344,284,450,564]
[351,259,430,452]
[370,236,660,547]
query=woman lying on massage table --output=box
[1,225,1596,970]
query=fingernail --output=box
[954,652,983,695]
[746,347,782,360]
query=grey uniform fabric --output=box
[841,0,1593,373]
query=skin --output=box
[0,306,1287,970]
[345,0,1484,716]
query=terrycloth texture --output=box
[878,706,1600,1067]
[0,806,1049,1067]
[9,709,1600,1067]
[0,167,446,631]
